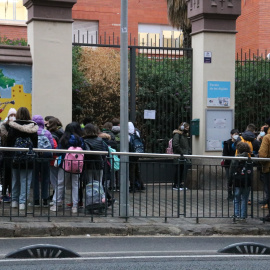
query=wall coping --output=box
[0,45,32,65]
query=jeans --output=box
[234,186,251,218]
[53,168,79,207]
[33,161,50,201]
[12,168,33,204]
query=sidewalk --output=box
[1,185,270,238]
[1,210,270,238]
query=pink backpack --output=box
[63,146,84,174]
[166,139,173,154]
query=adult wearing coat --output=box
[258,126,270,222]
[172,122,191,190]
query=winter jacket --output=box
[84,136,106,170]
[229,152,253,188]
[259,133,270,173]
[32,115,54,148]
[7,120,38,169]
[99,132,117,150]
[50,128,64,143]
[172,129,191,155]
[239,130,261,155]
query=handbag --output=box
[54,156,62,167]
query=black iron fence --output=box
[0,147,268,223]
[235,49,270,132]
[72,32,192,153]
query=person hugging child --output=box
[229,141,253,221]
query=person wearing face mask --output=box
[172,122,191,190]
[222,129,239,200]
[0,108,16,203]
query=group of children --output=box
[0,109,121,213]
[223,120,270,221]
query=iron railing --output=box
[0,147,269,223]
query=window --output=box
[138,24,183,48]
[72,20,99,44]
[0,0,27,22]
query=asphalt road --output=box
[0,236,270,269]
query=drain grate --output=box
[5,244,81,259]
[218,242,270,255]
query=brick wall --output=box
[72,0,169,44]
[0,24,27,40]
[236,0,270,57]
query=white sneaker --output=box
[50,203,62,212]
[72,207,78,214]
[19,204,25,210]
[11,201,18,208]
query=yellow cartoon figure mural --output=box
[0,65,32,121]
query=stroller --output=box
[85,180,106,214]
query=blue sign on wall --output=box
[207,81,230,107]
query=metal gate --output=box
[73,32,193,153]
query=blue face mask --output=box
[260,131,266,137]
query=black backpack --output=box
[13,137,35,164]
[233,159,253,188]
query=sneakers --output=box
[43,199,48,208]
[173,185,188,191]
[50,203,62,212]
[72,207,77,213]
[2,195,11,203]
[11,201,18,208]
[19,204,25,210]
[261,204,268,209]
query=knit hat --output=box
[265,118,270,126]
[7,108,16,118]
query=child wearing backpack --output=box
[50,122,85,214]
[229,142,253,221]
[31,115,54,207]
[7,107,38,210]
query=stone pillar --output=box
[23,0,77,127]
[187,0,241,155]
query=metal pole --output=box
[120,0,129,217]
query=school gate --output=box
[72,33,193,154]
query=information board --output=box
[207,81,230,107]
[206,109,234,151]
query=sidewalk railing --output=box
[0,147,268,222]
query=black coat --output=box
[7,120,38,169]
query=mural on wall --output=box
[0,64,32,121]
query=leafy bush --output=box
[73,47,121,125]
[235,57,270,132]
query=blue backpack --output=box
[37,129,53,160]
[129,132,144,153]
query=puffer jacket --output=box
[172,129,191,155]
[32,115,54,148]
[84,136,106,170]
[259,132,270,173]
[7,120,38,169]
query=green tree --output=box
[166,0,191,48]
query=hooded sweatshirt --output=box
[32,115,54,148]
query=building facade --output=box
[0,0,269,54]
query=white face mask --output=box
[9,116,16,122]
[232,134,239,140]
[260,131,266,137]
